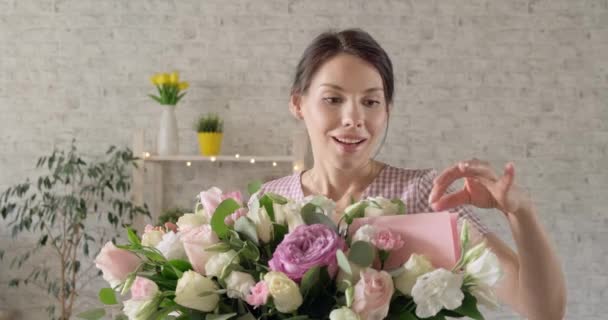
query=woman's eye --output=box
[323,97,342,104]
[363,99,381,107]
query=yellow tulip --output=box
[157,73,170,85]
[150,74,159,85]
[169,71,179,85]
[178,81,189,91]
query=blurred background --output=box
[1,0,606,319]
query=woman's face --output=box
[291,53,389,170]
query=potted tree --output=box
[195,113,223,156]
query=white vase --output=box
[157,105,179,156]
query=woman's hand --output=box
[428,158,533,216]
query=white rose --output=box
[304,195,336,216]
[329,307,360,320]
[123,298,159,320]
[394,254,434,296]
[176,213,206,229]
[465,249,502,309]
[204,250,239,278]
[155,231,187,260]
[411,269,464,318]
[352,225,377,243]
[364,197,399,217]
[264,272,303,313]
[141,229,164,247]
[274,201,305,232]
[225,271,256,299]
[175,271,219,312]
[247,206,273,243]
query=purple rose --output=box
[269,224,345,282]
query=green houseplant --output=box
[195,113,224,156]
[0,140,150,320]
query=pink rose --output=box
[371,228,404,251]
[269,224,345,282]
[164,222,178,233]
[224,208,248,226]
[353,269,394,320]
[199,187,243,219]
[130,276,159,301]
[180,225,220,274]
[95,242,141,288]
[246,281,269,308]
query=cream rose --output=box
[394,254,433,296]
[264,271,303,313]
[174,271,219,312]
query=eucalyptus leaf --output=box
[301,203,337,231]
[300,266,320,298]
[247,181,262,196]
[98,287,118,305]
[348,241,375,267]
[210,198,241,238]
[336,249,352,275]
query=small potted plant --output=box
[195,113,223,156]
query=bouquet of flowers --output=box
[92,184,502,320]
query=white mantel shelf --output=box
[144,155,295,163]
[131,129,310,224]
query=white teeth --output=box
[335,137,364,144]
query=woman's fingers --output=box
[429,159,498,204]
[430,188,470,211]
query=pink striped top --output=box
[260,164,489,234]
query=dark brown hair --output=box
[290,28,394,106]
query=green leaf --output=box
[240,240,260,261]
[76,308,105,320]
[300,266,320,298]
[259,195,276,222]
[247,181,262,196]
[391,199,407,215]
[336,249,352,275]
[99,287,118,305]
[264,192,288,205]
[348,241,375,267]
[396,311,417,320]
[450,292,484,320]
[127,228,141,246]
[206,313,237,320]
[234,216,259,245]
[205,242,232,253]
[301,203,337,231]
[211,198,241,238]
[169,259,193,272]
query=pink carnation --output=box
[371,228,404,251]
[245,281,269,308]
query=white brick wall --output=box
[1,0,606,318]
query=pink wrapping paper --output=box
[349,211,461,270]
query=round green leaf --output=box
[348,241,375,267]
[210,199,241,238]
[98,287,118,305]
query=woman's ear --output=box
[289,94,304,120]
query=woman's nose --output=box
[342,101,364,128]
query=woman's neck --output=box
[301,159,385,201]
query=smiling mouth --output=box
[332,137,367,146]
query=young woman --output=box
[261,29,566,319]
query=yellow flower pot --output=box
[197,132,223,156]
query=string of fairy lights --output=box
[142,152,301,172]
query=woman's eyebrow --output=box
[319,83,383,93]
